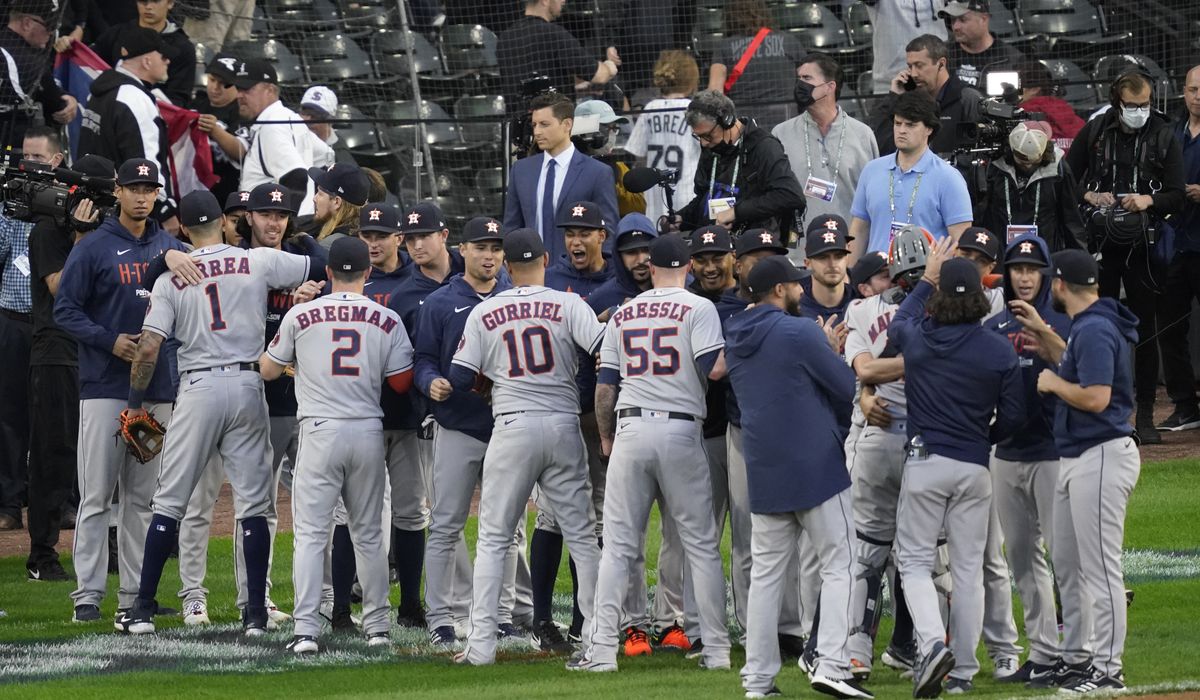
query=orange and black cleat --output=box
[623,627,652,656]
[656,624,691,651]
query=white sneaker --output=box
[287,635,318,655]
[993,655,1019,681]
[266,597,292,625]
[367,632,391,647]
[183,599,210,626]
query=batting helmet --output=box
[884,224,935,302]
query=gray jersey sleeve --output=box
[266,307,298,366]
[844,298,873,366]
[142,274,179,340]
[598,317,620,373]
[251,246,311,290]
[386,318,416,375]
[567,294,606,355]
[688,298,724,359]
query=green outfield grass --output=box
[1,458,1198,699]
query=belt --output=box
[0,308,31,322]
[183,361,260,376]
[617,408,694,422]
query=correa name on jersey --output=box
[168,256,252,289]
[608,300,693,327]
[479,300,564,329]
[295,303,400,332]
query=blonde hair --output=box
[318,200,361,240]
[652,50,700,96]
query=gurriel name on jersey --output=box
[479,301,564,330]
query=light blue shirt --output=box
[850,147,973,253]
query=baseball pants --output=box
[177,456,225,606]
[462,412,599,665]
[587,414,730,668]
[982,496,1022,662]
[230,414,296,610]
[71,399,172,610]
[1054,438,1140,678]
[26,364,79,570]
[671,435,727,637]
[742,488,858,694]
[896,454,991,682]
[992,456,1061,665]
[386,429,430,531]
[292,417,391,638]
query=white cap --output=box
[301,86,338,117]
[1008,120,1052,160]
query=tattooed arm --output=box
[127,331,165,413]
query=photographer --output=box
[571,99,645,217]
[1065,69,1186,444]
[979,121,1088,253]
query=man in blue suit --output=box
[503,93,619,261]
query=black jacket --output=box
[91,20,196,107]
[0,27,69,149]
[677,119,805,235]
[872,76,983,157]
[981,153,1088,253]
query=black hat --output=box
[503,228,546,262]
[736,228,788,258]
[231,59,278,90]
[850,251,890,287]
[328,236,371,274]
[224,190,251,213]
[556,200,607,231]
[616,213,655,252]
[16,1,58,22]
[649,235,690,269]
[939,0,990,18]
[940,257,984,296]
[308,163,369,207]
[1005,237,1049,267]
[116,158,160,186]
[745,255,810,295]
[689,225,734,256]
[805,214,854,257]
[179,190,223,227]
[206,54,241,84]
[957,227,1002,261]
[74,154,115,178]
[359,202,401,233]
[246,182,294,213]
[1043,249,1098,286]
[462,216,505,243]
[400,201,446,235]
[119,27,165,61]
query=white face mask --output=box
[1120,105,1150,129]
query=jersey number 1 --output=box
[501,327,554,377]
[204,283,226,331]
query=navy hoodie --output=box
[688,281,739,439]
[715,287,751,428]
[798,277,854,323]
[414,274,513,442]
[890,280,1025,467]
[1053,298,1138,457]
[54,216,186,402]
[985,235,1072,462]
[725,304,856,513]
[589,244,655,315]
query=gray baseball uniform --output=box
[585,287,731,668]
[452,285,604,665]
[266,291,414,639]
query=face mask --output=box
[1120,105,1150,129]
[711,139,739,158]
[794,80,816,110]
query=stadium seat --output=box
[693,7,724,35]
[338,0,397,31]
[373,30,444,76]
[194,42,215,92]
[989,1,1022,41]
[454,95,506,143]
[774,3,856,55]
[1015,0,1131,59]
[475,167,505,194]
[440,25,499,76]
[1093,54,1177,100]
[331,104,397,178]
[378,100,461,150]
[260,0,339,34]
[844,2,873,47]
[1038,58,1101,112]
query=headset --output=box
[693,95,738,129]
[1108,65,1156,108]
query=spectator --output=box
[706,0,805,132]
[1016,60,1085,143]
[941,0,1023,92]
[674,90,805,237]
[869,0,947,96]
[502,92,619,262]
[773,53,879,262]
[183,0,254,54]
[597,0,689,93]
[193,53,244,204]
[571,100,642,217]
[222,190,249,245]
[91,0,196,106]
[624,50,701,230]
[1,1,79,149]
[871,34,983,156]
[0,182,36,532]
[300,86,356,166]
[309,162,369,250]
[496,0,618,113]
[978,121,1087,252]
[850,91,973,258]
[78,27,179,234]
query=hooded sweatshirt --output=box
[725,304,855,513]
[92,20,197,107]
[985,235,1072,462]
[799,276,853,323]
[1053,297,1138,457]
[890,280,1025,466]
[981,151,1088,253]
[588,244,655,315]
[688,281,740,440]
[544,253,614,300]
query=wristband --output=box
[128,386,146,410]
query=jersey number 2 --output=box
[204,283,226,331]
[623,328,680,376]
[331,329,361,376]
[501,327,554,377]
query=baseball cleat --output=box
[395,604,426,629]
[266,598,292,625]
[685,638,705,660]
[623,627,652,657]
[812,673,876,699]
[565,650,617,672]
[330,605,356,632]
[530,619,574,654]
[73,604,101,623]
[1058,668,1125,694]
[993,655,1019,681]
[698,656,732,670]
[883,642,917,678]
[913,642,955,698]
[1028,660,1093,689]
[114,608,154,635]
[850,658,872,681]
[945,678,973,694]
[430,625,457,650]
[242,605,269,637]
[183,599,210,625]
[657,624,691,651]
[366,632,391,647]
[27,560,71,582]
[745,687,783,698]
[1002,659,1056,684]
[799,645,821,677]
[287,635,318,655]
[497,622,531,647]
[779,633,807,660]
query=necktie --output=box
[541,158,557,242]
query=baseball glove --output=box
[117,409,166,464]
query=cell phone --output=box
[903,76,918,91]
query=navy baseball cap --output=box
[1005,237,1048,267]
[179,190,223,227]
[957,227,1002,261]
[849,251,889,287]
[359,202,400,233]
[246,182,294,213]
[400,202,446,235]
[462,216,504,243]
[689,225,734,256]
[503,228,546,262]
[557,200,607,231]
[736,228,788,258]
[224,190,250,213]
[308,163,369,207]
[116,158,159,186]
[328,236,371,273]
[119,27,165,61]
[805,215,854,257]
[232,58,278,89]
[649,234,690,269]
[940,257,984,296]
[745,255,810,295]
[1042,249,1098,285]
[616,213,655,252]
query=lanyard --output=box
[888,163,923,224]
[1105,130,1141,193]
[804,112,846,182]
[707,138,743,201]
[1004,176,1041,225]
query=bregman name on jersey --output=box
[295,304,400,333]
[608,300,693,327]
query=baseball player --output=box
[568,235,731,673]
[262,236,416,654]
[725,255,869,700]
[800,215,855,323]
[954,227,1005,320]
[53,158,187,625]
[415,217,533,648]
[984,235,1073,683]
[448,228,604,666]
[222,191,249,245]
[115,189,319,635]
[1016,249,1141,693]
[890,243,1025,696]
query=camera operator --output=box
[572,99,645,217]
[1065,69,1187,444]
[978,121,1087,253]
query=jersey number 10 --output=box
[501,327,554,377]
